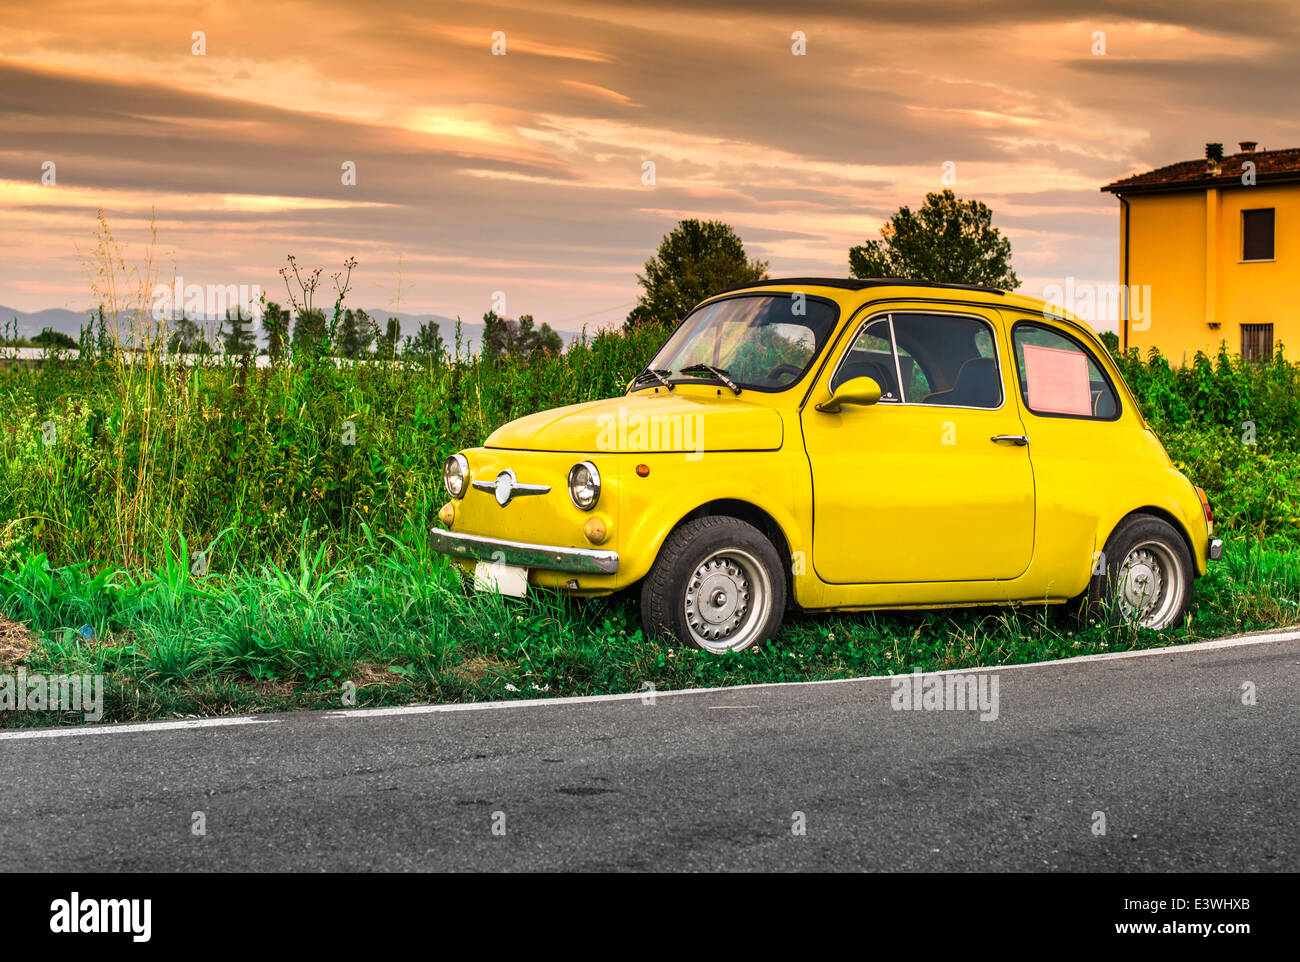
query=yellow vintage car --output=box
[431,279,1221,653]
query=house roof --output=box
[1102,147,1300,195]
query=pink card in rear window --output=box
[1023,343,1092,415]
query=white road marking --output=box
[328,626,1300,718]
[0,715,277,741]
[1,626,1296,741]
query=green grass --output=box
[0,321,672,569]
[1,316,1298,727]
[1,527,1295,729]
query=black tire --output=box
[640,515,787,653]
[1085,514,1194,630]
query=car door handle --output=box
[990,434,1030,446]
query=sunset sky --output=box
[1,0,1296,333]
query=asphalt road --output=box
[2,631,1297,871]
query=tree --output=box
[376,316,400,360]
[223,306,257,356]
[482,311,564,360]
[263,301,290,359]
[518,314,562,356]
[407,320,445,363]
[167,312,203,354]
[292,307,328,354]
[626,219,768,327]
[32,327,78,350]
[481,310,511,361]
[89,305,113,356]
[336,308,374,358]
[848,189,1019,290]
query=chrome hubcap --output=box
[684,549,772,653]
[1117,541,1184,630]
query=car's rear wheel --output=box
[1088,514,1194,631]
[641,516,786,653]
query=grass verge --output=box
[1,530,1295,728]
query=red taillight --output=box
[1195,486,1214,532]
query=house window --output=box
[1241,323,1274,362]
[1242,208,1275,261]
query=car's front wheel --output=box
[640,516,787,653]
[1088,514,1194,631]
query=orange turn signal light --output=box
[636,463,650,477]
[584,516,608,544]
[1194,486,1213,533]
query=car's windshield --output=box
[642,294,838,391]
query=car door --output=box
[801,307,1036,585]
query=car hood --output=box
[484,391,784,453]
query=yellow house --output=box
[1102,142,1298,362]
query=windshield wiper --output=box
[631,367,674,390]
[679,363,741,395]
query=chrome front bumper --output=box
[429,528,619,575]
[1209,538,1223,561]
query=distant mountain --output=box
[0,305,486,354]
[0,306,94,341]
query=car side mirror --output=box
[815,376,882,413]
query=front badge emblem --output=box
[493,470,516,506]
[472,467,550,506]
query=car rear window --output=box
[1012,322,1119,420]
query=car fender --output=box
[1091,469,1209,579]
[615,451,809,589]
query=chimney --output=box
[1239,141,1257,154]
[1205,142,1223,176]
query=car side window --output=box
[831,312,1002,408]
[892,312,1003,408]
[830,317,901,401]
[896,343,931,400]
[1012,322,1119,419]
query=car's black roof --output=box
[714,277,1008,296]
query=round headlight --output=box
[568,461,601,511]
[444,454,469,499]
